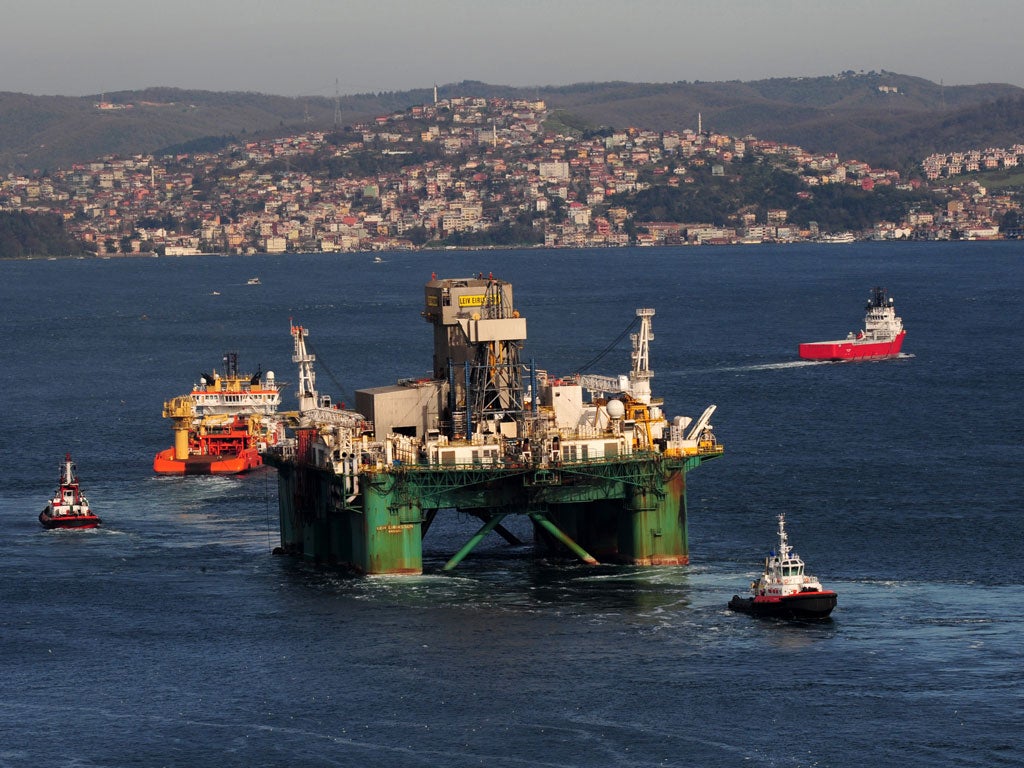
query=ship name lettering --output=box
[458,294,501,308]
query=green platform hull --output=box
[267,453,719,575]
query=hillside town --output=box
[1,95,1022,255]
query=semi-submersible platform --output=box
[264,275,722,575]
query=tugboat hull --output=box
[39,509,101,530]
[729,591,837,620]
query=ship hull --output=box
[799,330,906,361]
[153,447,263,475]
[39,509,101,529]
[729,591,837,619]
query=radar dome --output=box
[606,399,625,419]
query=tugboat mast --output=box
[776,514,792,560]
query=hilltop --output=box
[2,72,1023,175]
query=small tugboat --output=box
[798,286,906,361]
[39,454,102,530]
[729,514,837,619]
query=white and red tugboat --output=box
[799,286,906,361]
[39,454,101,530]
[729,514,837,619]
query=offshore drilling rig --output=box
[265,274,722,575]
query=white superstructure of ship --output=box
[274,278,720,489]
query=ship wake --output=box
[668,359,830,376]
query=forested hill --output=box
[1,71,1022,174]
[0,211,86,258]
[538,73,1024,172]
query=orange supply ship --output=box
[153,352,284,475]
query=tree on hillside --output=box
[0,211,85,258]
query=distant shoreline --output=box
[5,237,1018,262]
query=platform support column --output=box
[360,475,423,575]
[622,469,687,565]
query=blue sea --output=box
[1,242,1021,767]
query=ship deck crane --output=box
[686,404,717,442]
[574,308,656,403]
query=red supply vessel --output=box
[799,287,906,361]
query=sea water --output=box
[1,242,1021,767]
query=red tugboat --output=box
[153,353,284,475]
[39,454,101,530]
[799,286,906,361]
[729,514,837,619]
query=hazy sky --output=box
[3,0,1021,97]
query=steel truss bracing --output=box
[468,278,525,423]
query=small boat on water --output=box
[247,277,261,285]
[799,286,906,361]
[819,231,856,244]
[39,454,101,530]
[728,514,837,619]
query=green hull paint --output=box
[269,452,720,575]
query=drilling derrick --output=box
[423,275,527,438]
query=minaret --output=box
[433,84,438,104]
[698,112,702,135]
[334,78,341,126]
